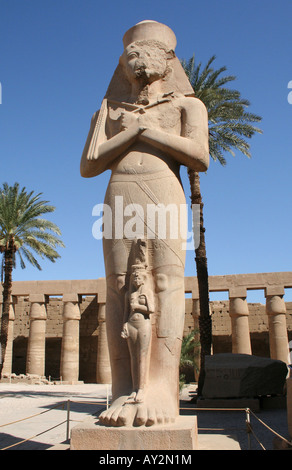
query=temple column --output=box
[0,295,17,376]
[265,286,289,364]
[229,288,252,355]
[60,294,81,383]
[96,302,112,384]
[26,294,47,376]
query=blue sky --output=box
[1,0,292,303]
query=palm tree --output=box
[179,330,200,391]
[181,55,263,395]
[0,182,65,377]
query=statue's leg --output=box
[124,321,139,402]
[117,265,185,427]
[136,317,152,402]
[131,265,185,426]
[99,174,186,426]
[98,274,133,426]
[126,316,152,403]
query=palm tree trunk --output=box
[0,239,14,378]
[188,168,212,396]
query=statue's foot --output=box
[100,389,176,427]
[125,388,144,404]
[135,389,144,403]
[125,391,138,404]
[119,401,176,427]
[98,396,130,427]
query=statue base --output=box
[70,416,198,450]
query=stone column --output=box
[0,295,17,376]
[60,293,81,383]
[229,288,252,355]
[265,286,289,364]
[96,302,112,384]
[26,294,47,376]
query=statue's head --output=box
[119,21,176,85]
[123,20,177,51]
[105,20,194,102]
[131,265,147,288]
[120,41,174,85]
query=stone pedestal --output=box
[70,416,198,450]
[202,353,288,399]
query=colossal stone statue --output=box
[80,20,209,427]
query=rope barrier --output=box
[0,398,290,450]
[180,407,247,411]
[0,398,107,450]
[68,400,106,405]
[0,420,68,451]
[246,423,266,450]
[180,404,291,450]
[0,402,66,428]
[249,408,292,448]
[0,399,106,429]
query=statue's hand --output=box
[120,110,139,131]
[121,322,129,339]
[120,111,146,133]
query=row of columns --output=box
[1,294,111,383]
[1,285,290,381]
[192,286,290,364]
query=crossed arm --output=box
[80,96,209,178]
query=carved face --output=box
[131,268,146,288]
[121,42,170,84]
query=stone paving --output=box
[0,382,290,450]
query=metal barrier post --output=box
[245,408,251,450]
[66,399,70,441]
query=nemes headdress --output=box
[81,21,195,163]
[104,20,194,101]
[122,20,177,51]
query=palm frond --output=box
[0,183,64,271]
[181,55,263,163]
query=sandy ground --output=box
[0,382,290,450]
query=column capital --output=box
[62,296,81,321]
[29,295,47,320]
[98,302,106,322]
[0,296,16,320]
[229,296,249,317]
[266,294,286,315]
